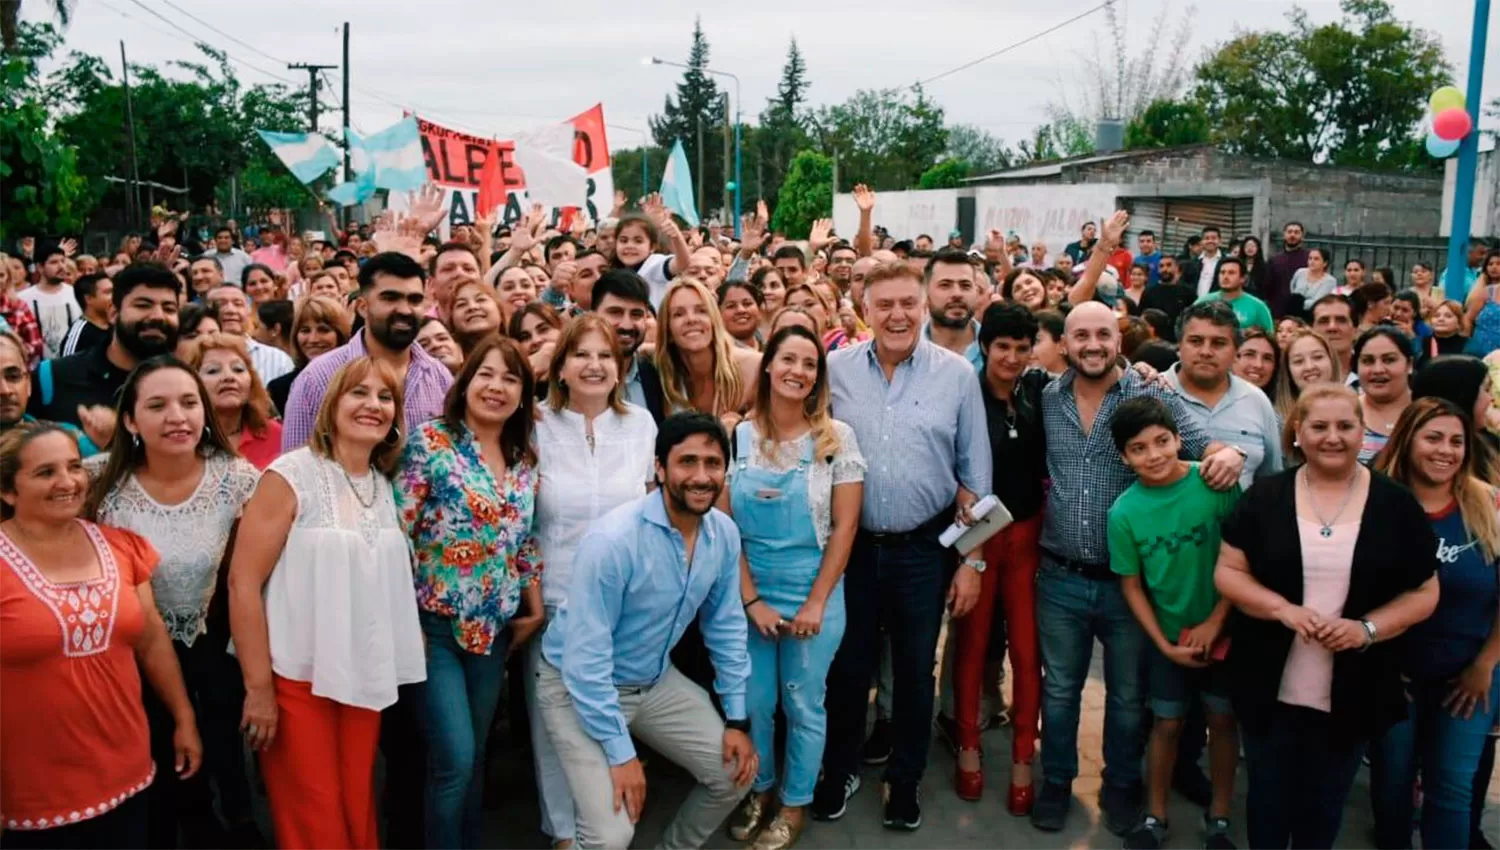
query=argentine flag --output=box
[349,117,428,193]
[659,139,699,228]
[255,130,339,184]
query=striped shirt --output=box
[60,318,110,357]
[280,331,453,452]
[245,338,295,384]
[829,338,991,533]
[1040,367,1213,565]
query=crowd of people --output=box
[1,184,1498,850]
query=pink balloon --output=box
[1433,107,1473,141]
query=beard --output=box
[929,303,973,331]
[1067,348,1116,380]
[615,328,643,358]
[116,317,179,360]
[665,477,721,517]
[370,312,420,350]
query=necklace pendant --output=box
[1319,524,1333,538]
[1008,426,1019,439]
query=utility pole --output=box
[341,23,352,231]
[695,115,704,220]
[120,41,142,231]
[721,92,731,227]
[288,62,336,133]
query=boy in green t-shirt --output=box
[1107,396,1242,850]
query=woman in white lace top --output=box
[227,356,424,849]
[83,355,262,847]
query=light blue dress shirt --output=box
[541,490,749,765]
[1166,367,1284,490]
[921,319,984,373]
[828,339,992,533]
[621,355,647,410]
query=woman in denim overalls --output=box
[721,326,865,850]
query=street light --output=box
[644,56,743,238]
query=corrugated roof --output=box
[962,144,1217,183]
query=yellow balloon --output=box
[1430,86,1465,113]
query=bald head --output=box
[1065,300,1115,331]
[871,249,899,264]
[1062,301,1120,380]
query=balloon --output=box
[1429,86,1465,113]
[1433,107,1473,141]
[1426,133,1460,158]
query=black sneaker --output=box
[882,782,922,831]
[1173,765,1215,809]
[1030,781,1072,832]
[933,713,959,757]
[1124,815,1169,849]
[1203,815,1237,849]
[862,719,892,765]
[810,772,861,822]
[1100,782,1144,837]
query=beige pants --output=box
[533,659,743,849]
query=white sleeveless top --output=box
[262,448,425,710]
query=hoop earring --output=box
[382,428,402,447]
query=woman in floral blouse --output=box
[395,333,545,850]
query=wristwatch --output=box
[724,718,751,735]
[1359,618,1378,649]
[962,557,987,574]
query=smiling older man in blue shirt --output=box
[536,412,755,850]
[814,259,992,832]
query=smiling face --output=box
[0,339,30,427]
[1431,302,1462,336]
[1356,334,1411,404]
[1409,414,1467,489]
[127,367,206,459]
[464,348,522,431]
[190,259,224,296]
[196,347,252,419]
[1010,272,1046,310]
[1063,303,1120,380]
[208,287,250,335]
[3,431,88,523]
[360,272,425,351]
[1276,318,1301,350]
[334,371,397,450]
[1234,336,1277,389]
[1122,423,1182,486]
[451,284,501,339]
[496,266,538,318]
[927,260,981,330]
[1288,335,1336,389]
[296,319,341,362]
[719,286,761,341]
[765,332,821,406]
[667,286,716,354]
[516,312,560,357]
[558,327,620,407]
[244,268,277,303]
[415,321,463,372]
[758,271,787,314]
[614,221,653,267]
[984,333,1033,386]
[863,274,923,356]
[656,432,727,517]
[1297,395,1362,475]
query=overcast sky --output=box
[32,0,1500,150]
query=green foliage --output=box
[809,85,948,191]
[945,124,1013,176]
[1124,98,1211,149]
[753,38,811,210]
[1193,0,1450,170]
[0,24,88,241]
[648,18,727,212]
[1013,120,1095,164]
[770,150,831,239]
[610,146,669,203]
[918,159,969,189]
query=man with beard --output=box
[282,251,452,451]
[921,248,985,371]
[815,261,990,832]
[536,412,755,849]
[1030,300,1244,835]
[591,270,664,423]
[1266,221,1308,317]
[1194,258,1274,334]
[28,262,181,446]
[827,242,858,298]
[0,329,99,454]
[19,246,79,360]
[206,284,295,383]
[1139,256,1196,341]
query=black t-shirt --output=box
[27,343,131,427]
[1139,282,1198,341]
[61,319,110,358]
[983,369,1048,522]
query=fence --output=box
[1271,233,1452,291]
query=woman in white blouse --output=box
[721,325,865,850]
[84,355,262,848]
[227,357,425,849]
[531,313,657,848]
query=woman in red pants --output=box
[953,303,1046,814]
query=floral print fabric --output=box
[395,419,542,655]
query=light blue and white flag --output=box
[325,166,375,207]
[659,139,699,228]
[255,130,339,184]
[348,117,428,193]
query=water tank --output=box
[1096,118,1125,153]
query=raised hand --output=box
[511,204,547,254]
[409,184,448,234]
[986,228,1006,254]
[611,189,627,218]
[739,212,767,256]
[852,184,875,212]
[1101,209,1130,248]
[59,238,78,258]
[808,218,834,254]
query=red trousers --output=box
[953,513,1042,764]
[258,676,382,849]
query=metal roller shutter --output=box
[1124,198,1166,250]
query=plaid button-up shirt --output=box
[280,331,453,452]
[1039,367,1212,565]
[0,293,44,368]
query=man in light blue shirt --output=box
[815,259,991,830]
[920,248,986,372]
[536,412,755,849]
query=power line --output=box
[916,1,1114,87]
[115,0,302,86]
[151,0,291,67]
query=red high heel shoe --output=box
[1006,781,1034,816]
[955,749,984,801]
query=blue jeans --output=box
[1243,703,1366,849]
[747,587,846,805]
[1035,561,1147,788]
[1370,668,1500,849]
[419,611,512,850]
[823,530,949,787]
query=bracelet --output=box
[743,596,762,611]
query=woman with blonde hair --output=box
[228,357,425,849]
[1274,328,1343,423]
[654,278,759,425]
[1369,397,1500,849]
[267,295,352,415]
[187,333,283,469]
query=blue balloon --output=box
[1427,133,1460,158]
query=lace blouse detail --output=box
[731,420,865,548]
[87,452,260,646]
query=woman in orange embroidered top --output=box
[0,421,201,848]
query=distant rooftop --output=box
[962,144,1218,183]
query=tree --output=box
[1124,98,1211,149]
[1,0,69,53]
[809,86,948,191]
[647,18,726,214]
[770,149,831,239]
[945,124,1013,176]
[0,23,88,241]
[753,38,811,210]
[1193,0,1450,170]
[919,159,970,189]
[609,146,668,204]
[1048,2,1198,132]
